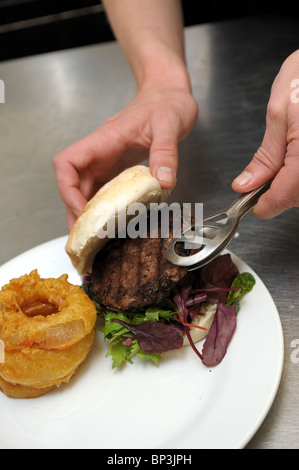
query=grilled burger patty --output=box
[91,230,190,311]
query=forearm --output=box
[102,0,191,92]
[54,1,199,225]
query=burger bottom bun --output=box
[183,302,217,346]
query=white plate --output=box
[0,236,283,449]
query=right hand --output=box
[232,50,299,219]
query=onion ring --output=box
[0,270,97,350]
[0,329,95,389]
[0,375,55,399]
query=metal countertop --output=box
[0,15,299,449]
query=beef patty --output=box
[91,218,191,311]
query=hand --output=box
[232,50,299,219]
[53,86,198,230]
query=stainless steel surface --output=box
[1,15,299,448]
[166,182,271,270]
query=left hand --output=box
[53,86,198,230]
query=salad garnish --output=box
[82,254,256,368]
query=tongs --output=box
[166,181,271,271]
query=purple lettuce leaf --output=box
[202,303,237,367]
[194,254,239,304]
[110,319,184,354]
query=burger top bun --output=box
[65,165,175,275]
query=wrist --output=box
[132,48,192,94]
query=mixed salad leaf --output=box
[82,254,256,369]
[226,272,256,313]
[101,308,182,368]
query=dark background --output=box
[0,0,294,62]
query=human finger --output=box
[252,127,299,218]
[53,148,89,216]
[66,206,78,232]
[232,96,288,193]
[53,124,128,209]
[149,119,179,189]
[252,163,299,218]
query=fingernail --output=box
[156,166,175,184]
[233,170,252,186]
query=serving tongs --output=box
[166,181,271,271]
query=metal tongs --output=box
[166,181,271,271]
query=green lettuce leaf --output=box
[226,272,256,313]
[100,307,177,368]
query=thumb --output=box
[252,127,299,218]
[232,100,299,218]
[232,104,288,194]
[149,124,179,189]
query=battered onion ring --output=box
[0,329,95,389]
[0,270,97,350]
[0,375,55,399]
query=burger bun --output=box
[65,165,175,275]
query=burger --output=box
[65,165,254,368]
